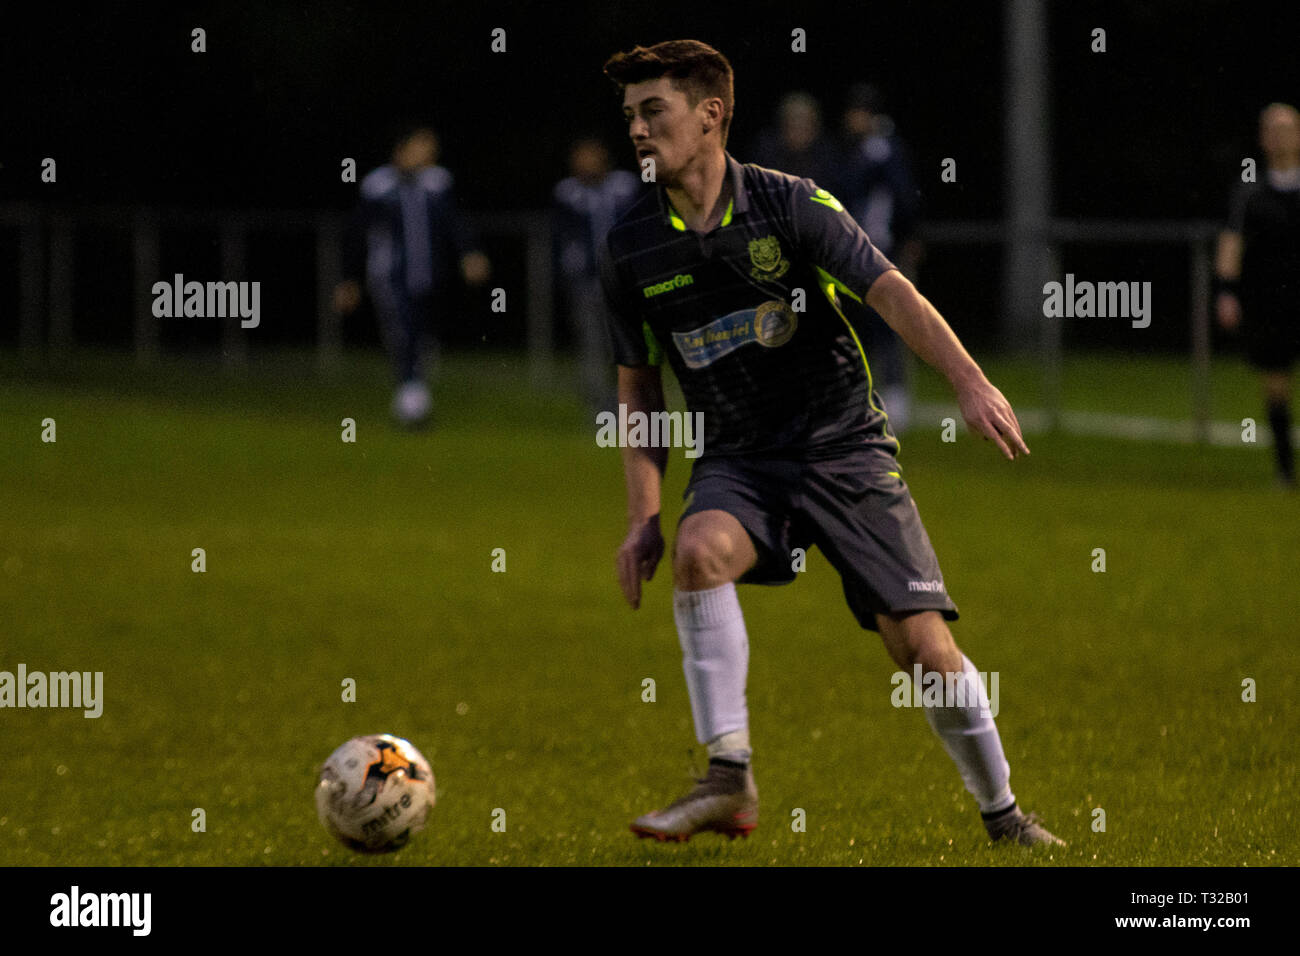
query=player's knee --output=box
[880,612,961,673]
[912,637,961,676]
[673,528,740,589]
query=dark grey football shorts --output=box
[679,449,959,633]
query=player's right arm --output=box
[1215,182,1252,332]
[333,181,374,315]
[599,228,668,609]
[1214,229,1243,332]
[615,364,667,610]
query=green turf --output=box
[0,348,1294,866]
[910,348,1270,423]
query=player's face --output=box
[622,78,707,184]
[395,131,438,172]
[844,106,874,139]
[1260,106,1300,164]
[570,142,610,182]
[781,102,819,151]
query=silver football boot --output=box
[631,762,759,842]
[985,806,1067,847]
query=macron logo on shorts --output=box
[907,579,946,593]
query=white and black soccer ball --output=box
[315,734,435,853]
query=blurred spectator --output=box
[1216,102,1300,489]
[748,92,846,198]
[552,137,640,413]
[335,124,490,428]
[840,83,923,432]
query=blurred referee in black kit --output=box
[1216,103,1300,489]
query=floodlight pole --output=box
[1004,0,1059,427]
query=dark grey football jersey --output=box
[600,152,900,460]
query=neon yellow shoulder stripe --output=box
[809,187,845,213]
[666,198,733,231]
[642,321,663,366]
[814,269,899,455]
[814,265,864,305]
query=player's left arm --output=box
[1214,231,1243,332]
[865,271,1028,459]
[438,176,490,285]
[792,178,1028,460]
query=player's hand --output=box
[333,280,362,315]
[616,514,664,610]
[956,377,1030,460]
[460,252,490,286]
[1215,292,1241,332]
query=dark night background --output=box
[3,0,1299,352]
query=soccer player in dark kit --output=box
[599,40,1064,847]
[1216,102,1300,489]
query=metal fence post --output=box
[219,218,249,371]
[525,217,554,388]
[133,212,160,366]
[1041,240,1063,433]
[19,205,45,365]
[316,213,343,375]
[48,213,75,361]
[1189,234,1212,444]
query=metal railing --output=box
[2,203,1223,438]
[920,218,1220,442]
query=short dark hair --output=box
[845,83,885,115]
[603,40,735,146]
[391,121,437,150]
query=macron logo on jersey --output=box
[643,273,694,298]
[809,187,844,212]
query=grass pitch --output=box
[0,348,1294,866]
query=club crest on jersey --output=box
[748,235,790,281]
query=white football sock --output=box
[673,584,750,755]
[923,654,1015,814]
[707,728,751,765]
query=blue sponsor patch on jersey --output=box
[671,301,798,369]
